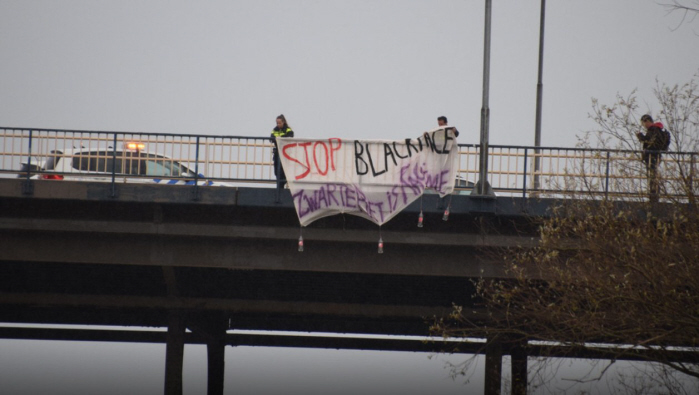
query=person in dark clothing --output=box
[424,115,459,143]
[270,114,294,189]
[636,114,664,202]
[437,115,459,137]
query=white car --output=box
[20,143,224,186]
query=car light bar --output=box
[125,142,146,150]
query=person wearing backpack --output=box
[636,114,668,202]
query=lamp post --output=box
[534,0,546,191]
[474,0,495,197]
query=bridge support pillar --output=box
[164,311,185,395]
[206,331,226,395]
[484,337,502,395]
[191,317,228,395]
[510,343,527,395]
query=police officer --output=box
[270,114,294,189]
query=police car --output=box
[20,142,225,186]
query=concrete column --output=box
[485,337,502,395]
[510,344,528,395]
[164,312,185,395]
[206,333,226,395]
[191,318,228,395]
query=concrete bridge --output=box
[2,127,693,394]
[0,176,551,394]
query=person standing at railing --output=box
[636,114,664,202]
[423,116,460,143]
[437,115,459,137]
[270,114,294,189]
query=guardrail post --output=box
[110,133,118,198]
[22,129,34,195]
[604,151,611,199]
[533,148,541,192]
[522,148,528,198]
[192,136,201,201]
[690,153,695,194]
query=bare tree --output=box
[660,1,699,30]
[432,73,699,393]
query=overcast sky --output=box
[1,1,698,394]
[1,1,697,147]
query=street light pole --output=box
[534,0,546,191]
[474,0,494,197]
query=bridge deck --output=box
[0,179,545,337]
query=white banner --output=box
[277,127,459,226]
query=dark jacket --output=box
[637,122,665,167]
[271,126,294,140]
[637,122,664,151]
[270,126,294,153]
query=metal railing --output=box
[1,127,697,200]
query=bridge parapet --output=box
[2,126,697,200]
